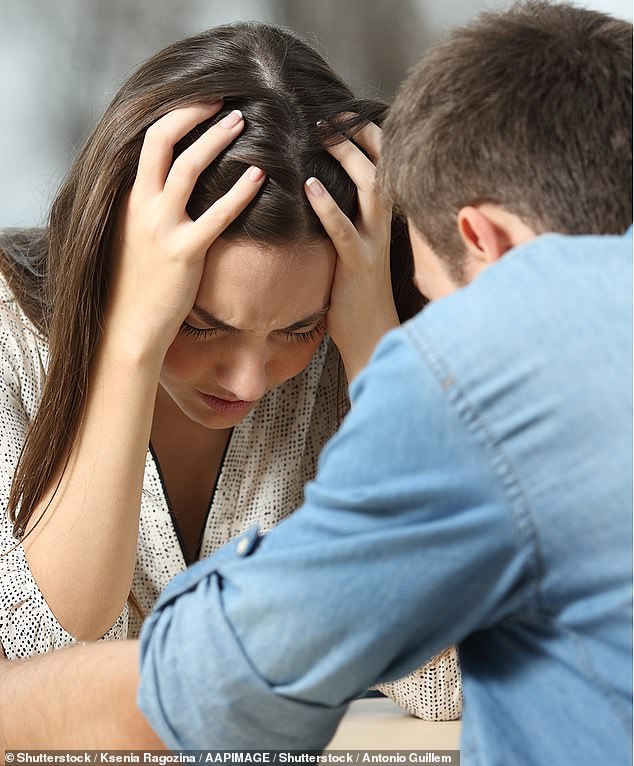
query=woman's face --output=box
[159,237,336,429]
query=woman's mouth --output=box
[198,391,254,415]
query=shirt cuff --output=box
[137,530,348,750]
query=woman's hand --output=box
[304,120,399,382]
[19,106,267,643]
[107,103,266,363]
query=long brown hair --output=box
[0,22,423,540]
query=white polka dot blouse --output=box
[0,273,461,721]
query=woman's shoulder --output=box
[0,226,47,318]
[0,271,45,346]
[0,228,48,344]
[0,268,49,395]
[0,269,17,308]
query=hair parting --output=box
[0,22,423,543]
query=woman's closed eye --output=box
[179,321,325,343]
[179,322,222,340]
[281,323,325,344]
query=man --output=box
[1,2,631,763]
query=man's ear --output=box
[457,206,514,268]
[457,204,537,280]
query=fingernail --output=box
[305,177,324,197]
[248,166,265,182]
[219,109,243,128]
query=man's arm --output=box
[136,324,530,749]
[0,640,165,749]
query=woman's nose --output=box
[214,346,269,402]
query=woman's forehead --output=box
[195,237,335,329]
[202,237,334,284]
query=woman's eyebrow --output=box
[190,304,330,332]
[282,305,330,331]
[190,306,235,331]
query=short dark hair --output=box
[379,1,633,281]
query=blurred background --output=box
[1,0,631,227]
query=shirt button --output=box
[236,536,250,556]
[234,525,261,556]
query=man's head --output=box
[379,1,632,298]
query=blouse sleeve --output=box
[374,646,462,720]
[0,301,128,658]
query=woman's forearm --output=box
[0,640,165,748]
[22,341,163,640]
[16,107,265,643]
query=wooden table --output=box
[326,697,461,750]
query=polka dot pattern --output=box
[0,272,461,720]
[375,646,462,720]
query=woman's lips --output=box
[198,391,253,414]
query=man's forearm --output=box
[0,640,165,749]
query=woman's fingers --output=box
[304,177,359,262]
[324,138,377,195]
[346,120,382,165]
[127,102,267,261]
[163,109,246,210]
[321,121,386,218]
[135,102,223,196]
[324,114,382,164]
[192,166,267,251]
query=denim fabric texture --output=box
[138,231,633,764]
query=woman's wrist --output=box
[338,310,399,383]
[99,324,171,377]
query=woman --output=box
[0,22,461,720]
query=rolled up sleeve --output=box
[137,530,347,749]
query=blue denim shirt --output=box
[138,231,633,764]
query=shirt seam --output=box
[403,322,546,614]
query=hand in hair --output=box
[305,120,399,382]
[106,103,266,363]
[17,104,267,642]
